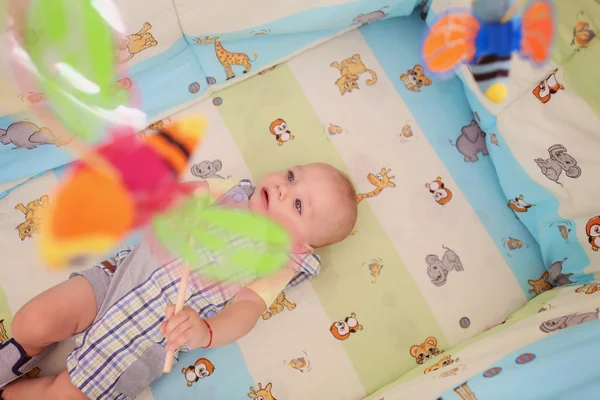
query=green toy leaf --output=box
[24,0,128,141]
[152,195,293,282]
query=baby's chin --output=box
[248,195,261,212]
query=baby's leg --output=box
[11,276,98,356]
[3,369,88,400]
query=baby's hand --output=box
[161,305,210,351]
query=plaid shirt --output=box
[66,181,321,400]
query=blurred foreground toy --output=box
[6,0,139,141]
[422,0,555,103]
[40,116,295,275]
[38,118,206,267]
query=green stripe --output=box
[215,63,446,393]
[366,288,562,399]
[551,1,600,117]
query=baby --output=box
[0,162,357,400]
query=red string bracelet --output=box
[200,319,213,349]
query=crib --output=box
[1,0,599,398]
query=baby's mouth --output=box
[261,188,269,210]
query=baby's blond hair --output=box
[311,164,357,248]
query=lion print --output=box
[117,22,158,64]
[330,54,377,95]
[15,195,49,241]
[410,336,442,365]
[400,64,432,92]
[262,292,296,320]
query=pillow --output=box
[451,1,600,284]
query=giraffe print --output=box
[194,36,257,80]
[356,168,396,204]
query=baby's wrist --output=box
[200,319,213,349]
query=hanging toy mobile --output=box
[422,0,555,104]
[6,0,297,376]
[4,0,294,275]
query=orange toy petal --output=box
[521,0,554,63]
[423,13,479,74]
[40,165,135,267]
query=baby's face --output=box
[249,164,351,247]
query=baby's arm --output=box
[162,268,295,350]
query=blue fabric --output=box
[435,317,600,399]
[361,16,545,297]
[0,0,425,197]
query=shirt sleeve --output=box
[203,177,241,201]
[93,246,135,276]
[244,268,296,311]
[244,253,322,310]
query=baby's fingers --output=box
[166,326,192,351]
[165,312,191,336]
[165,304,176,320]
[166,318,192,341]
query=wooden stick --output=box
[163,262,191,373]
[66,137,121,181]
[500,0,528,23]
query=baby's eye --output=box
[287,170,294,182]
[295,199,302,214]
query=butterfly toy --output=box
[422,0,555,104]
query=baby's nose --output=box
[277,184,288,199]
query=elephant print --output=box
[190,159,231,180]
[352,7,389,25]
[1,121,71,149]
[539,309,599,333]
[426,245,464,286]
[450,113,488,162]
[534,144,581,186]
[548,258,573,287]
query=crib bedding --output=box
[0,0,422,190]
[367,282,600,400]
[429,0,600,284]
[0,11,551,399]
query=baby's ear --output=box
[292,242,314,254]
